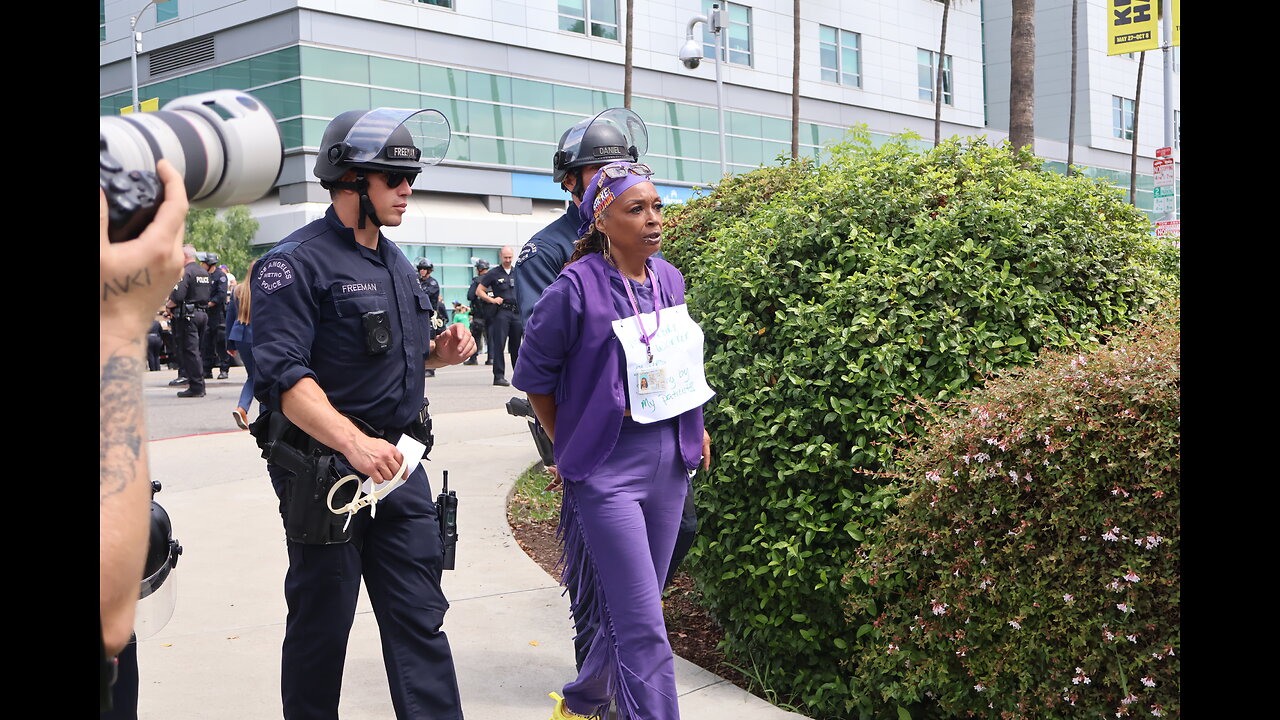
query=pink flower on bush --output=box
[1151,705,1164,716]
[1008,620,1021,629]
[1124,570,1140,582]
[1117,603,1130,613]
[1141,677,1156,688]
[931,601,948,615]
[1063,594,1074,603]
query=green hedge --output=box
[661,133,1177,719]
[855,301,1180,719]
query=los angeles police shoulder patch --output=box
[258,257,296,294]
[516,241,538,266]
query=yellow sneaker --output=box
[548,692,594,720]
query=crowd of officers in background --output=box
[151,248,517,390]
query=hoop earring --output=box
[601,233,612,262]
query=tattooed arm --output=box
[100,159,188,656]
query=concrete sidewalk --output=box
[136,405,808,719]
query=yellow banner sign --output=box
[119,97,160,114]
[1107,0,1160,55]
[1171,0,1180,46]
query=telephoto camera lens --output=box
[100,89,284,240]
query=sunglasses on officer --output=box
[381,171,419,189]
[599,163,654,180]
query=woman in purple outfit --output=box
[513,161,713,720]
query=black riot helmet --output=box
[134,481,183,640]
[201,252,220,266]
[313,108,452,228]
[474,259,490,272]
[416,257,434,271]
[552,108,648,188]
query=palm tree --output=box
[791,0,800,159]
[934,0,952,146]
[623,0,634,108]
[1066,0,1078,175]
[1129,51,1146,204]
[1008,0,1036,156]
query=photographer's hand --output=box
[100,158,189,350]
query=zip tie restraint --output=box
[326,455,411,532]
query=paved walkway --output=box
[136,398,809,718]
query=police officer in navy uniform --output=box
[474,247,521,386]
[249,107,473,720]
[464,259,491,365]
[200,251,232,380]
[416,258,442,377]
[166,245,211,398]
[513,108,648,327]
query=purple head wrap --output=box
[576,161,655,239]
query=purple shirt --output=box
[513,252,706,482]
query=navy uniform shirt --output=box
[514,202,582,326]
[419,273,441,307]
[208,268,229,310]
[251,206,435,433]
[478,265,518,307]
[171,261,212,306]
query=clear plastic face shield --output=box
[562,108,649,168]
[133,538,181,641]
[339,108,452,168]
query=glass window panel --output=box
[512,107,556,141]
[278,118,305,149]
[433,98,468,134]
[590,0,617,24]
[249,82,302,120]
[301,118,330,148]
[761,115,788,141]
[648,127,670,156]
[513,140,548,169]
[467,102,512,137]
[251,47,301,86]
[730,136,762,167]
[594,90,623,109]
[559,0,585,16]
[644,156,669,179]
[440,246,470,264]
[213,60,253,90]
[418,0,453,7]
[466,71,510,103]
[669,128,702,160]
[421,64,465,97]
[629,97,666,123]
[842,46,859,82]
[447,134,470,162]
[301,46,369,85]
[819,25,836,45]
[560,16,586,33]
[698,106,718,131]
[591,23,618,40]
[553,84,594,115]
[156,0,178,23]
[371,89,421,108]
[729,111,761,137]
[370,56,419,91]
[301,79,370,119]
[820,44,838,75]
[468,137,510,165]
[178,72,215,95]
[512,78,555,109]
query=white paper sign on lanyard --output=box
[611,303,715,423]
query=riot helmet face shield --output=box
[314,108,452,228]
[553,108,648,187]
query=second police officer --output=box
[165,244,211,398]
[464,259,491,365]
[200,251,232,380]
[249,106,473,719]
[417,257,443,377]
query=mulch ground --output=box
[506,512,754,694]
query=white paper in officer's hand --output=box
[359,433,428,500]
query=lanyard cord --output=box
[617,260,662,363]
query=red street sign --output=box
[1156,146,1172,158]
[1155,220,1180,238]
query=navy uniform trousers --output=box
[269,460,462,720]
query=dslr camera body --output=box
[100,89,284,243]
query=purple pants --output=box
[558,417,689,720]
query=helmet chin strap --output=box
[326,173,383,229]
